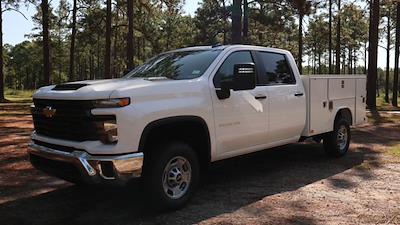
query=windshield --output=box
[124,49,222,80]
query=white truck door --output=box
[256,51,306,143]
[210,51,269,157]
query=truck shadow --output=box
[0,142,379,225]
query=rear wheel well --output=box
[335,108,353,126]
[139,116,211,171]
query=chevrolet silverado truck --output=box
[29,45,366,209]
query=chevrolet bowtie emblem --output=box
[42,106,56,118]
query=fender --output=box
[330,107,353,130]
[138,115,211,153]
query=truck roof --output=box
[168,45,291,55]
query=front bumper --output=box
[28,142,143,185]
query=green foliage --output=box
[388,144,400,158]
[0,0,386,93]
[4,88,34,102]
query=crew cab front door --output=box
[210,50,269,159]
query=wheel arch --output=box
[333,107,353,127]
[139,116,211,169]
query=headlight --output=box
[93,98,130,108]
[101,120,118,144]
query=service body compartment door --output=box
[355,78,367,124]
[309,78,332,135]
[328,78,356,100]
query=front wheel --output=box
[323,118,351,157]
[143,142,199,210]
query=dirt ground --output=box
[0,103,400,225]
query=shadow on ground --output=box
[0,140,380,225]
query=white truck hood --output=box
[33,78,161,100]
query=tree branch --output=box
[3,8,28,20]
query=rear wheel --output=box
[323,118,351,157]
[143,142,199,210]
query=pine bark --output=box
[385,14,391,103]
[392,3,400,107]
[104,0,112,79]
[41,0,51,85]
[231,0,242,44]
[335,0,341,74]
[298,14,303,74]
[68,0,77,81]
[329,0,332,74]
[242,0,249,43]
[127,0,134,70]
[367,0,380,110]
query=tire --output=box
[143,142,199,210]
[323,118,351,157]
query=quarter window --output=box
[258,52,295,85]
[213,51,254,88]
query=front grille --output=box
[31,99,114,142]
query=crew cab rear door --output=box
[255,51,306,144]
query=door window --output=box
[213,51,254,88]
[257,52,295,85]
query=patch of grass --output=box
[4,88,34,103]
[355,161,373,170]
[367,111,400,125]
[387,144,400,159]
[376,94,400,111]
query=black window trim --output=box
[255,50,297,86]
[212,50,258,88]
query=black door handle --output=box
[255,95,267,100]
[294,93,304,97]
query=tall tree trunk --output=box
[318,52,321,74]
[97,33,100,79]
[348,48,352,74]
[342,50,346,74]
[335,0,341,74]
[0,7,4,101]
[68,0,77,81]
[329,0,332,74]
[142,38,145,60]
[127,0,134,70]
[298,13,303,74]
[90,53,94,80]
[377,77,380,97]
[41,0,51,86]
[353,52,357,74]
[364,42,367,74]
[222,0,227,44]
[104,0,112,79]
[367,0,380,110]
[113,9,119,78]
[231,0,242,44]
[243,0,249,43]
[385,15,391,103]
[393,2,400,107]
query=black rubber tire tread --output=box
[143,141,199,210]
[323,118,351,157]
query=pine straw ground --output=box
[0,103,399,225]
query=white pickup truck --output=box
[29,45,366,209]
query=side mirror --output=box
[232,63,256,91]
[216,63,257,99]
